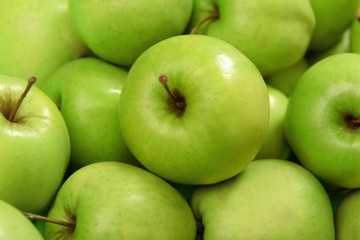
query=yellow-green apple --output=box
[265,58,309,96]
[0,199,44,240]
[68,0,193,67]
[0,75,70,214]
[40,57,140,171]
[254,85,290,160]
[119,35,270,185]
[284,53,360,188]
[44,161,196,240]
[0,0,89,86]
[190,159,335,239]
[308,0,359,52]
[335,189,360,239]
[188,0,315,76]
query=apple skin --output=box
[284,53,360,188]
[119,34,270,185]
[254,85,290,160]
[68,0,193,67]
[265,58,309,96]
[0,75,70,214]
[0,199,44,240]
[190,159,335,239]
[44,161,196,240]
[0,0,89,86]
[335,189,360,239]
[308,0,359,52]
[188,0,315,76]
[40,57,140,171]
[350,17,360,53]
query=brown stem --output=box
[190,14,220,35]
[159,75,185,111]
[8,76,36,122]
[22,211,76,229]
[350,118,360,124]
[327,187,346,197]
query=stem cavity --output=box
[159,75,185,111]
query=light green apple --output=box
[44,161,196,240]
[190,159,335,239]
[284,53,360,188]
[335,189,360,239]
[119,34,270,185]
[265,58,309,96]
[307,28,351,65]
[254,85,290,160]
[188,0,315,76]
[308,0,359,52]
[0,0,89,86]
[0,75,70,214]
[40,57,140,171]
[68,0,193,67]
[0,199,44,240]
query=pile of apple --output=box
[1,0,360,239]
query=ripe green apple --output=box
[190,159,335,239]
[0,75,70,214]
[284,53,360,188]
[68,0,193,67]
[40,57,140,171]
[265,58,309,96]
[335,189,360,239]
[0,0,89,86]
[44,161,196,239]
[254,85,290,160]
[308,0,359,52]
[0,199,43,240]
[119,34,270,185]
[188,0,315,76]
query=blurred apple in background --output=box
[44,161,196,240]
[0,75,70,214]
[40,57,140,172]
[0,199,43,240]
[68,0,193,67]
[0,0,89,85]
[188,0,315,76]
[119,34,269,185]
[190,159,335,239]
[350,12,360,53]
[284,53,360,188]
[254,85,290,160]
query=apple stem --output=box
[327,187,346,197]
[22,211,76,229]
[350,118,360,125]
[8,76,37,122]
[190,14,220,35]
[159,75,185,111]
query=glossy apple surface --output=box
[0,75,70,214]
[284,53,360,188]
[44,161,196,240]
[190,159,335,239]
[40,57,140,171]
[119,35,270,185]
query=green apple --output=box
[265,58,309,96]
[0,199,44,240]
[350,15,360,53]
[284,53,360,188]
[307,28,351,65]
[335,189,360,239]
[119,34,270,185]
[0,0,89,86]
[0,75,70,214]
[308,0,359,52]
[188,0,315,76]
[190,159,335,239]
[254,85,290,160]
[68,0,193,67]
[40,57,140,171]
[44,161,196,239]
